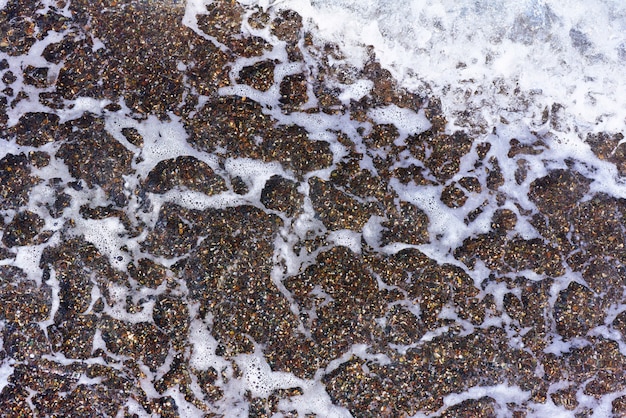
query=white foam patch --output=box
[0,360,14,393]
[326,230,361,253]
[339,79,374,102]
[443,383,530,410]
[12,243,51,286]
[103,282,155,323]
[236,350,303,398]
[224,158,285,197]
[188,318,230,372]
[79,217,129,271]
[368,105,431,136]
[279,0,626,149]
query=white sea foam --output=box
[280,0,626,139]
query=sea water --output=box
[1,0,626,416]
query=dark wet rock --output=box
[359,59,424,111]
[197,2,270,57]
[187,95,274,154]
[85,0,188,115]
[456,211,563,275]
[0,247,14,260]
[551,386,579,411]
[455,231,505,271]
[502,237,564,276]
[193,367,224,402]
[144,156,227,195]
[43,35,80,64]
[491,208,517,232]
[55,38,108,100]
[79,204,138,237]
[569,193,626,260]
[35,383,127,417]
[279,73,309,110]
[271,9,303,44]
[582,257,625,296]
[182,206,292,356]
[23,65,49,88]
[237,60,276,92]
[529,169,591,218]
[128,258,168,288]
[184,36,232,97]
[100,316,170,371]
[380,200,430,246]
[587,132,626,176]
[508,137,546,158]
[614,395,626,415]
[56,115,133,207]
[41,237,125,318]
[1,70,16,85]
[141,203,204,258]
[323,328,540,416]
[441,397,496,417]
[407,130,473,182]
[330,157,388,200]
[0,6,37,56]
[364,124,399,149]
[230,175,249,195]
[264,124,334,175]
[121,127,143,147]
[2,210,44,247]
[612,310,626,338]
[48,313,99,359]
[515,158,530,184]
[384,304,424,345]
[562,339,626,396]
[486,157,505,190]
[153,294,189,350]
[261,175,302,216]
[189,97,333,176]
[10,112,63,146]
[0,153,41,210]
[323,358,400,416]
[0,270,51,325]
[440,182,467,208]
[392,164,433,186]
[554,281,603,339]
[285,246,386,362]
[3,322,50,361]
[309,176,382,231]
[28,150,51,168]
[48,190,72,219]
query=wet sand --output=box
[1,0,626,416]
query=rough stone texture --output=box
[144,155,227,195]
[0,153,40,210]
[56,115,133,207]
[587,132,626,176]
[2,0,626,416]
[237,60,276,92]
[554,281,603,339]
[309,176,382,231]
[260,175,303,216]
[2,210,44,247]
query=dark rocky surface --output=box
[0,0,626,417]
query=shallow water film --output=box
[1,0,626,416]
